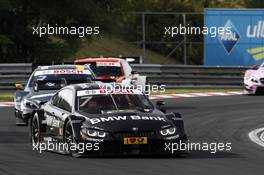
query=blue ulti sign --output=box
[204,9,264,66]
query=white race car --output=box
[244,63,264,94]
[75,57,147,91]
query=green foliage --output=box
[0,0,126,63]
[0,0,260,64]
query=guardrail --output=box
[0,63,32,90]
[132,64,247,89]
[0,63,247,90]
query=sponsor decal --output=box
[164,134,179,140]
[53,69,85,74]
[96,62,120,67]
[46,114,61,128]
[247,20,264,38]
[45,82,56,87]
[89,115,166,125]
[77,89,101,96]
[34,69,91,76]
[85,137,104,142]
[247,46,264,61]
[217,20,240,54]
[77,88,142,96]
[76,65,85,71]
[124,137,148,145]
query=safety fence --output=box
[0,63,248,90]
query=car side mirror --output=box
[33,81,39,92]
[15,83,24,90]
[131,70,138,74]
[156,101,165,106]
[131,70,139,81]
[156,101,166,113]
[131,70,138,75]
[60,78,67,87]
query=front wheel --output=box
[29,112,45,150]
[64,121,80,157]
[31,113,41,144]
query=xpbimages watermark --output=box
[164,140,232,154]
[32,24,100,37]
[164,24,231,38]
[32,141,100,154]
[100,82,166,95]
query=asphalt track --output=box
[0,95,264,175]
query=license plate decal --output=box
[123,137,147,145]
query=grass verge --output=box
[65,36,179,64]
[0,92,14,102]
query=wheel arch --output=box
[63,115,85,142]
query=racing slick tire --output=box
[29,111,45,149]
[64,120,81,157]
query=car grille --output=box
[112,131,156,139]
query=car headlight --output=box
[82,128,107,138]
[21,99,38,111]
[251,77,259,83]
[160,127,176,136]
[20,99,30,111]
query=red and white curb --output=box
[0,102,14,107]
[0,91,243,107]
[149,91,243,100]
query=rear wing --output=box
[75,56,143,64]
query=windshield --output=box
[78,94,153,114]
[30,72,93,90]
[95,66,122,76]
[85,62,123,77]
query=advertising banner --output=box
[205,9,264,66]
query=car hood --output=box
[81,110,173,132]
[254,69,264,79]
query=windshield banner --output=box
[34,69,91,76]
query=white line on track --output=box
[149,91,242,100]
[189,93,212,97]
[248,128,264,147]
[228,91,243,95]
[173,94,197,97]
[157,94,176,98]
[208,92,231,96]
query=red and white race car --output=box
[75,57,147,89]
[244,63,264,94]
